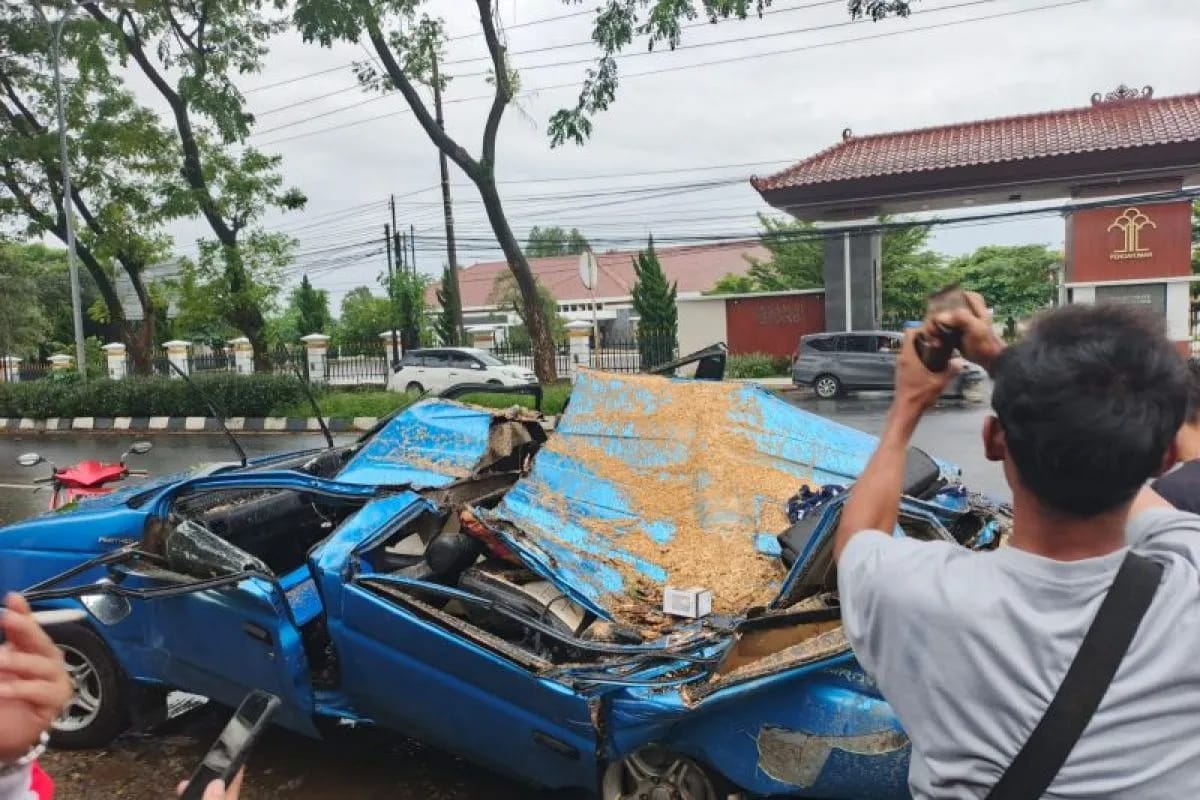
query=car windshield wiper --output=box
[167,360,247,467]
[286,357,334,449]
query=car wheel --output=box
[601,747,721,800]
[405,381,424,395]
[813,374,842,399]
[486,379,503,386]
[51,623,129,749]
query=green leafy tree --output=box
[335,286,392,351]
[525,226,590,258]
[291,274,332,337]
[86,0,306,368]
[0,240,52,359]
[708,274,757,294]
[489,271,565,346]
[435,263,462,346]
[879,219,947,322]
[292,1,882,381]
[385,269,430,353]
[631,237,677,370]
[950,244,1061,319]
[0,5,178,372]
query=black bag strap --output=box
[986,551,1163,800]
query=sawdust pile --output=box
[541,371,812,619]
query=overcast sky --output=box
[146,0,1200,308]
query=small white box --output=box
[663,586,713,618]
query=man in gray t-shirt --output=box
[835,296,1198,798]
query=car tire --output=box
[813,373,842,399]
[405,381,425,395]
[601,747,723,800]
[50,623,130,749]
[486,379,503,386]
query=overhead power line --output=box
[253,0,1092,147]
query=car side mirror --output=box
[472,363,484,370]
[16,453,43,468]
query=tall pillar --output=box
[102,342,127,380]
[378,330,404,361]
[823,229,882,331]
[163,340,190,378]
[468,326,496,352]
[566,320,592,368]
[230,337,254,375]
[301,333,330,383]
[0,357,22,383]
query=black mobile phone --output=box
[180,690,280,800]
[914,283,971,372]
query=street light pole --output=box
[31,2,88,379]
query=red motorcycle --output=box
[17,441,153,510]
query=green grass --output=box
[270,382,573,419]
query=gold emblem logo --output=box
[1107,207,1156,260]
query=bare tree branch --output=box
[475,0,508,171]
[363,11,478,179]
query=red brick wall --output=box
[724,293,826,357]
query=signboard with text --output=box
[1094,283,1167,316]
[1066,200,1192,283]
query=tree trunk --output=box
[475,176,557,383]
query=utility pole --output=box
[384,223,399,365]
[431,52,463,344]
[31,2,88,379]
[409,223,416,277]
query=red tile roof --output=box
[752,87,1200,192]
[430,240,770,309]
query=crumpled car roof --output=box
[336,399,497,488]
[485,371,911,623]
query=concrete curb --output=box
[0,417,378,435]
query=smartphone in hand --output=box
[179,690,280,800]
[915,283,972,372]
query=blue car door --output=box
[304,493,598,794]
[115,471,380,736]
[114,565,318,736]
[330,580,598,791]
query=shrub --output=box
[726,353,780,380]
[0,373,307,419]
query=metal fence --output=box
[490,332,678,374]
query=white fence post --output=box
[163,340,191,378]
[467,325,496,353]
[566,320,592,369]
[48,354,74,373]
[301,333,330,384]
[230,337,254,375]
[102,342,127,380]
[0,356,22,383]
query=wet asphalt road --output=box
[4,391,1005,799]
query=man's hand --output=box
[0,593,72,761]
[178,769,245,800]
[895,329,961,412]
[922,289,1006,373]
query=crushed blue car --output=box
[0,366,1009,799]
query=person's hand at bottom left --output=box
[0,593,73,761]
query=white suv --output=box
[387,347,538,394]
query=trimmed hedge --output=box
[0,373,307,419]
[727,353,791,380]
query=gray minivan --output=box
[792,331,983,399]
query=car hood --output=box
[482,370,958,624]
[335,399,502,488]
